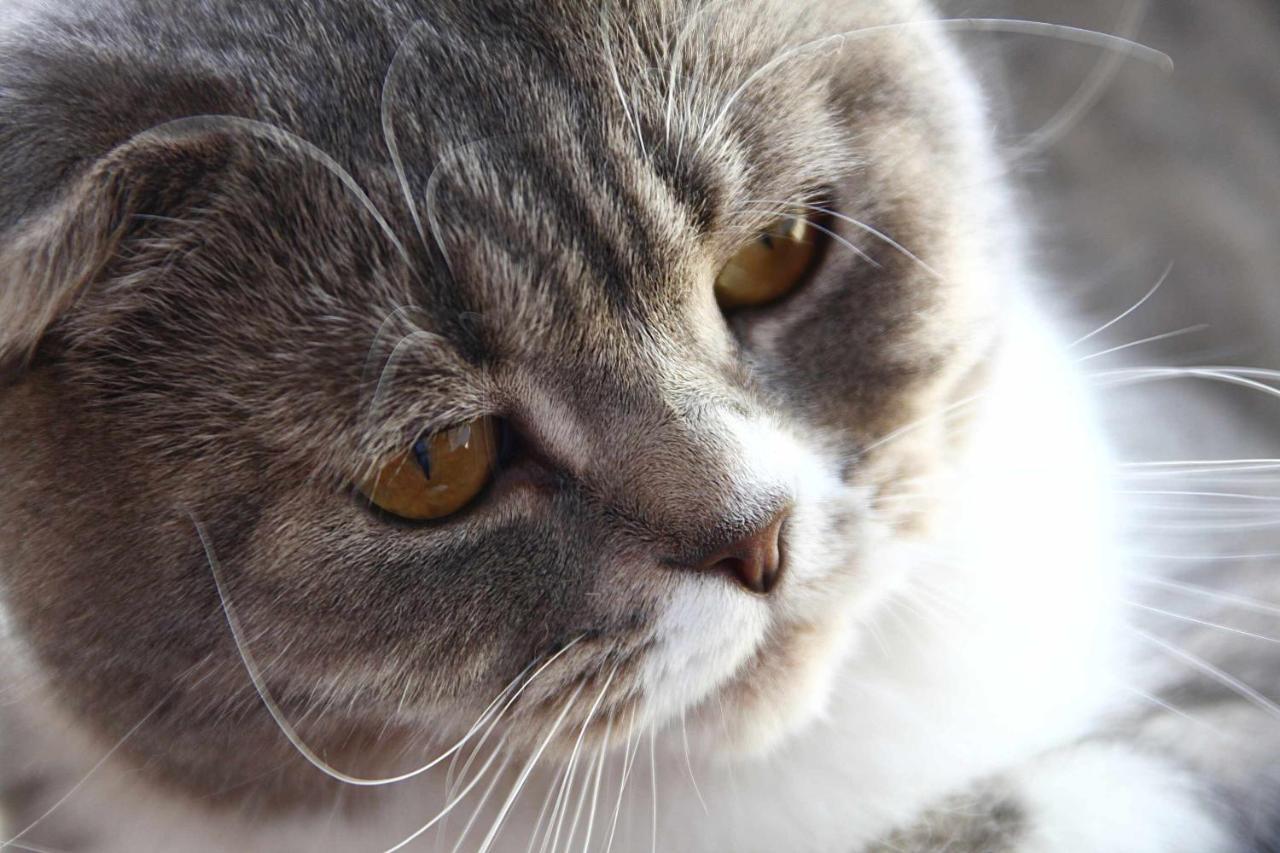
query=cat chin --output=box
[690,612,858,757]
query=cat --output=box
[1,0,1278,851]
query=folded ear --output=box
[0,126,235,380]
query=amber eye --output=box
[714,213,821,310]
[359,417,500,521]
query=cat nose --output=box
[693,510,788,595]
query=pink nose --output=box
[693,511,787,594]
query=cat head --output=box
[0,0,1004,804]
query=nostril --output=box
[692,510,788,595]
[712,556,750,589]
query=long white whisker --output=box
[679,707,709,815]
[747,200,939,278]
[1130,551,1280,564]
[603,705,642,853]
[1092,367,1280,404]
[1076,324,1209,362]
[1130,628,1280,719]
[0,691,176,849]
[1130,576,1280,616]
[538,754,574,853]
[1118,683,1222,736]
[421,133,524,272]
[1069,263,1172,349]
[471,682,589,853]
[364,328,444,428]
[859,390,988,456]
[1121,489,1280,502]
[381,21,435,249]
[553,667,619,853]
[380,733,513,853]
[1012,0,1150,158]
[447,749,516,853]
[197,515,580,787]
[527,760,570,853]
[601,1,648,160]
[576,715,614,853]
[1122,458,1280,470]
[648,724,658,853]
[138,116,411,264]
[1126,601,1280,646]
[664,0,735,147]
[697,18,1171,154]
[4,840,69,853]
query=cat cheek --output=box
[638,578,771,723]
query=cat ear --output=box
[0,126,235,380]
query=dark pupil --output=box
[412,436,433,479]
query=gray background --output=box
[963,0,1280,458]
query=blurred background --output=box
[961,0,1280,460]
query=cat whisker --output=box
[1132,518,1280,533]
[1197,367,1280,383]
[648,724,659,853]
[696,18,1171,155]
[470,681,590,853]
[1131,550,1280,564]
[1116,683,1224,738]
[603,705,642,853]
[1069,263,1172,349]
[196,514,583,787]
[1127,504,1280,518]
[859,390,989,457]
[776,211,878,268]
[600,1,648,161]
[572,714,614,853]
[442,683,534,839]
[360,303,429,397]
[1122,461,1280,478]
[363,328,447,431]
[381,21,435,250]
[1126,600,1280,646]
[446,749,516,853]
[1129,627,1280,720]
[551,666,619,853]
[2,840,69,853]
[527,758,569,853]
[420,133,526,273]
[545,728,585,853]
[0,657,213,851]
[877,596,941,653]
[1010,0,1150,160]
[136,115,411,264]
[1123,476,1280,491]
[1128,575,1280,618]
[380,732,514,853]
[561,742,596,853]
[662,0,713,145]
[680,706,710,815]
[746,199,940,278]
[1091,366,1280,403]
[1075,324,1209,363]
[583,712,616,850]
[1122,489,1280,503]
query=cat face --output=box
[0,0,1000,802]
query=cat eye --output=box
[359,417,501,521]
[714,212,822,310]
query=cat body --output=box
[0,1,1277,851]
